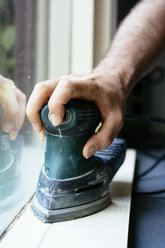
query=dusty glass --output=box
[0,0,46,235]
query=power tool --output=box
[31,99,126,223]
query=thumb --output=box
[83,113,123,158]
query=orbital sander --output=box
[31,99,126,223]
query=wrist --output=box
[93,58,136,98]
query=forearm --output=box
[94,0,165,95]
[26,0,165,156]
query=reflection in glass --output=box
[0,0,44,235]
[0,128,23,213]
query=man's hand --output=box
[26,72,127,158]
[27,0,165,158]
[0,75,26,140]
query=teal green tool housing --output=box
[31,99,126,222]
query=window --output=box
[0,0,115,236]
[0,0,44,235]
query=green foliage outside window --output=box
[0,0,16,77]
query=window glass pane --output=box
[0,0,46,235]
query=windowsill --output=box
[0,149,136,248]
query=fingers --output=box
[83,111,123,158]
[0,83,19,134]
[26,79,59,133]
[26,73,126,158]
[27,75,96,129]
[48,80,70,126]
[0,75,27,140]
[8,88,26,140]
[48,78,95,125]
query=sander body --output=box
[31,99,126,222]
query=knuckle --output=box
[34,82,47,92]
[58,79,75,96]
[34,82,42,90]
[59,79,71,88]
[87,75,96,83]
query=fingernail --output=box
[85,145,98,159]
[50,114,61,126]
[8,131,17,140]
[3,122,13,132]
[38,130,45,142]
